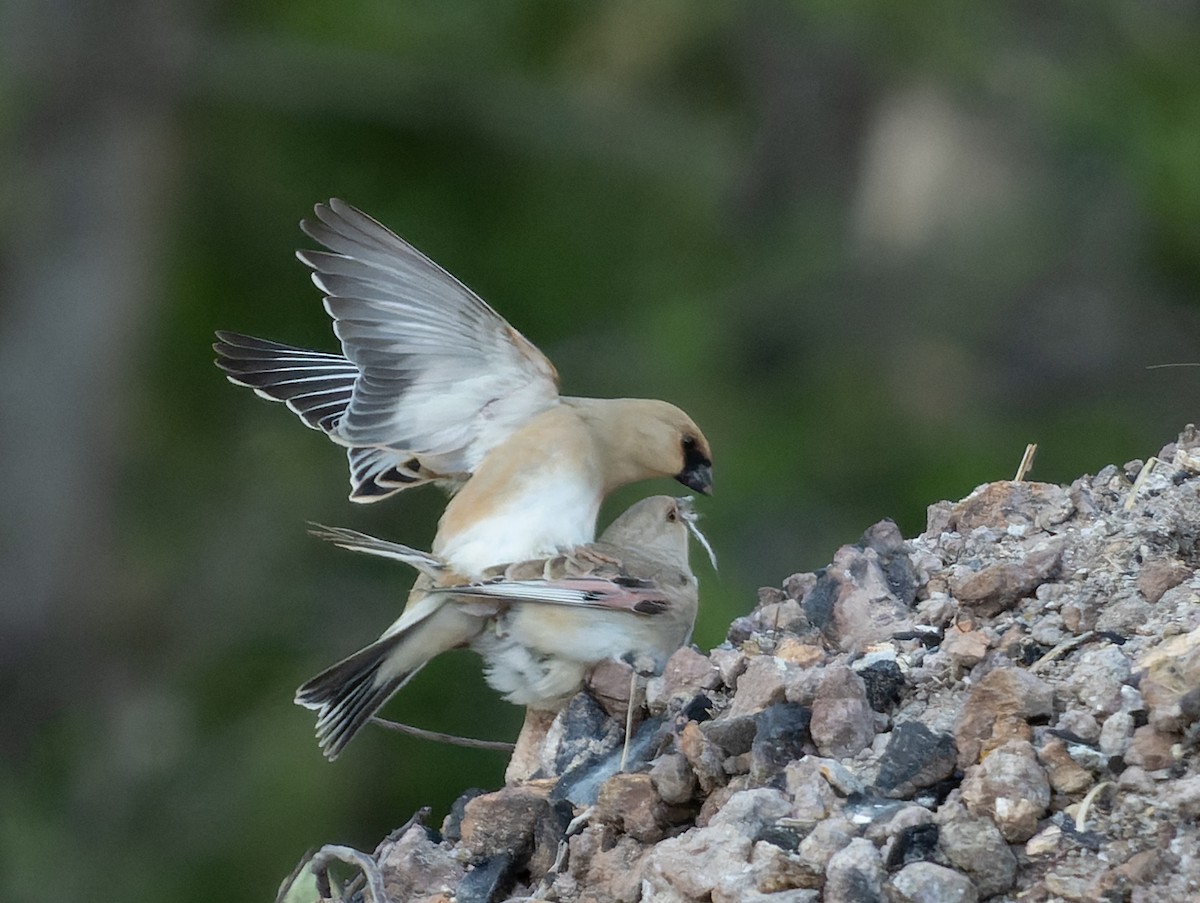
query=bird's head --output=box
[593,398,713,496]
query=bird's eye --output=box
[682,435,697,451]
[667,508,678,522]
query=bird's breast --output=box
[434,471,601,575]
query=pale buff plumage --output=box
[214,200,712,574]
[294,496,703,760]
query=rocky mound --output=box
[281,427,1200,903]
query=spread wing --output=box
[299,199,561,468]
[214,199,561,500]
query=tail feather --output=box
[295,632,419,760]
[294,601,485,760]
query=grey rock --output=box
[824,838,886,903]
[708,787,793,838]
[649,752,697,806]
[811,666,875,758]
[960,740,1050,842]
[796,816,856,870]
[1068,644,1132,716]
[1099,710,1134,757]
[937,814,1017,897]
[889,862,979,903]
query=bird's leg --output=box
[505,706,558,785]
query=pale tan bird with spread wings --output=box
[295,495,709,760]
[214,200,712,575]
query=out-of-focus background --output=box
[2,2,1198,899]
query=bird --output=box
[294,495,710,761]
[213,200,713,575]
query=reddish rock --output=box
[954,667,1054,768]
[679,721,728,793]
[1137,559,1192,604]
[810,666,874,758]
[946,480,1074,533]
[459,785,559,861]
[595,772,667,844]
[1124,724,1179,771]
[1036,738,1094,795]
[942,623,990,668]
[949,544,1064,616]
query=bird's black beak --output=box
[677,460,713,496]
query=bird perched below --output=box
[214,200,713,575]
[295,495,710,761]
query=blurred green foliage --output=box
[3,2,1199,901]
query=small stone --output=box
[924,500,955,537]
[775,635,826,667]
[651,646,722,709]
[1137,559,1192,604]
[595,772,666,843]
[1117,765,1155,793]
[796,816,856,870]
[709,646,749,688]
[456,853,514,903]
[746,841,821,895]
[752,598,809,635]
[1023,824,1061,857]
[860,519,919,607]
[1124,724,1178,770]
[641,823,753,900]
[701,713,759,757]
[1164,773,1200,818]
[678,721,727,793]
[378,825,465,901]
[1036,737,1094,794]
[1068,645,1132,717]
[949,544,1063,616]
[459,785,560,861]
[942,624,990,668]
[784,571,818,601]
[1098,710,1134,757]
[856,658,907,713]
[729,656,789,717]
[785,758,840,826]
[945,481,1073,533]
[543,693,624,778]
[1055,710,1100,743]
[810,544,917,652]
[649,752,697,806]
[1138,624,1200,731]
[882,822,939,870]
[750,703,812,783]
[823,838,886,903]
[889,862,979,903]
[960,740,1051,842]
[937,815,1017,897]
[875,722,958,799]
[810,666,875,758]
[708,788,793,838]
[586,658,640,721]
[954,667,1054,768]
[561,831,648,902]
